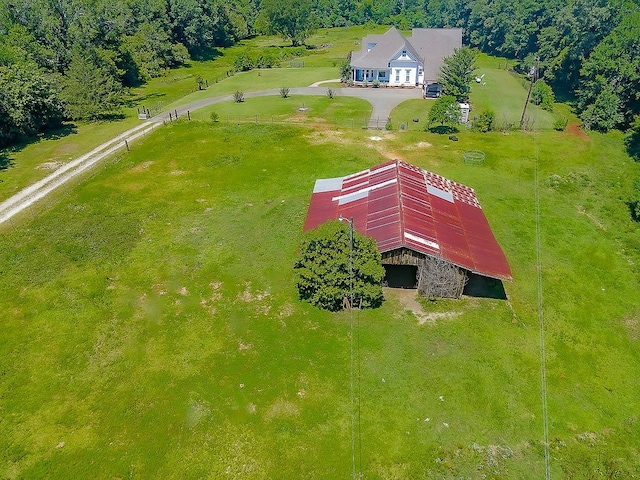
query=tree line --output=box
[1,0,639,148]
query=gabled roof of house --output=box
[303,160,512,281]
[350,27,462,79]
[410,28,463,82]
[351,27,415,69]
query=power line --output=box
[340,216,357,479]
[357,305,362,475]
[534,126,551,479]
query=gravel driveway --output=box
[0,83,423,225]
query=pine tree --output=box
[437,46,477,102]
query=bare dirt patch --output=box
[304,129,351,145]
[577,205,606,230]
[403,141,432,151]
[130,160,154,172]
[36,161,64,171]
[200,282,223,315]
[384,287,461,324]
[264,399,300,422]
[379,150,403,161]
[624,312,640,341]
[566,122,589,140]
[56,143,78,155]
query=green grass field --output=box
[2,25,640,479]
[190,95,372,129]
[1,117,640,478]
[0,27,557,204]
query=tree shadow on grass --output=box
[628,200,640,222]
[625,132,640,162]
[0,151,15,171]
[2,123,78,157]
[124,92,166,110]
[39,123,78,141]
[428,125,459,134]
[100,112,127,121]
[191,47,224,62]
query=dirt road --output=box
[0,84,422,225]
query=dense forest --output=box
[1,0,639,148]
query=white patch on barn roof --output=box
[404,232,440,250]
[344,168,370,179]
[427,184,454,203]
[337,189,368,205]
[332,178,397,204]
[370,163,397,175]
[313,177,344,193]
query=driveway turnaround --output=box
[151,86,422,129]
[0,83,423,225]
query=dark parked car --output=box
[424,83,442,98]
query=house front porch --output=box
[353,68,390,85]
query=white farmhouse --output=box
[350,27,462,88]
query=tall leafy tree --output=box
[120,22,189,84]
[540,0,617,94]
[578,10,640,130]
[169,0,234,56]
[60,46,123,120]
[424,0,471,28]
[294,220,385,312]
[0,63,64,146]
[259,0,316,46]
[427,95,461,130]
[438,46,476,102]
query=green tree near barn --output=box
[427,95,461,132]
[294,220,385,312]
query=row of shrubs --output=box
[234,46,307,72]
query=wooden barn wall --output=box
[381,248,467,298]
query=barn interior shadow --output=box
[463,272,507,300]
[383,264,418,289]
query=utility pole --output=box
[520,57,539,129]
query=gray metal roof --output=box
[350,27,462,81]
[410,28,463,82]
[351,27,412,69]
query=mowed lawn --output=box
[190,95,372,129]
[1,119,640,478]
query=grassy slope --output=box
[1,119,639,478]
[0,26,367,204]
[190,95,372,129]
[388,53,556,132]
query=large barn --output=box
[303,160,512,298]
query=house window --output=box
[402,49,407,57]
[379,71,386,78]
[405,69,411,82]
[395,69,400,82]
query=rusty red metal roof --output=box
[303,159,512,281]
